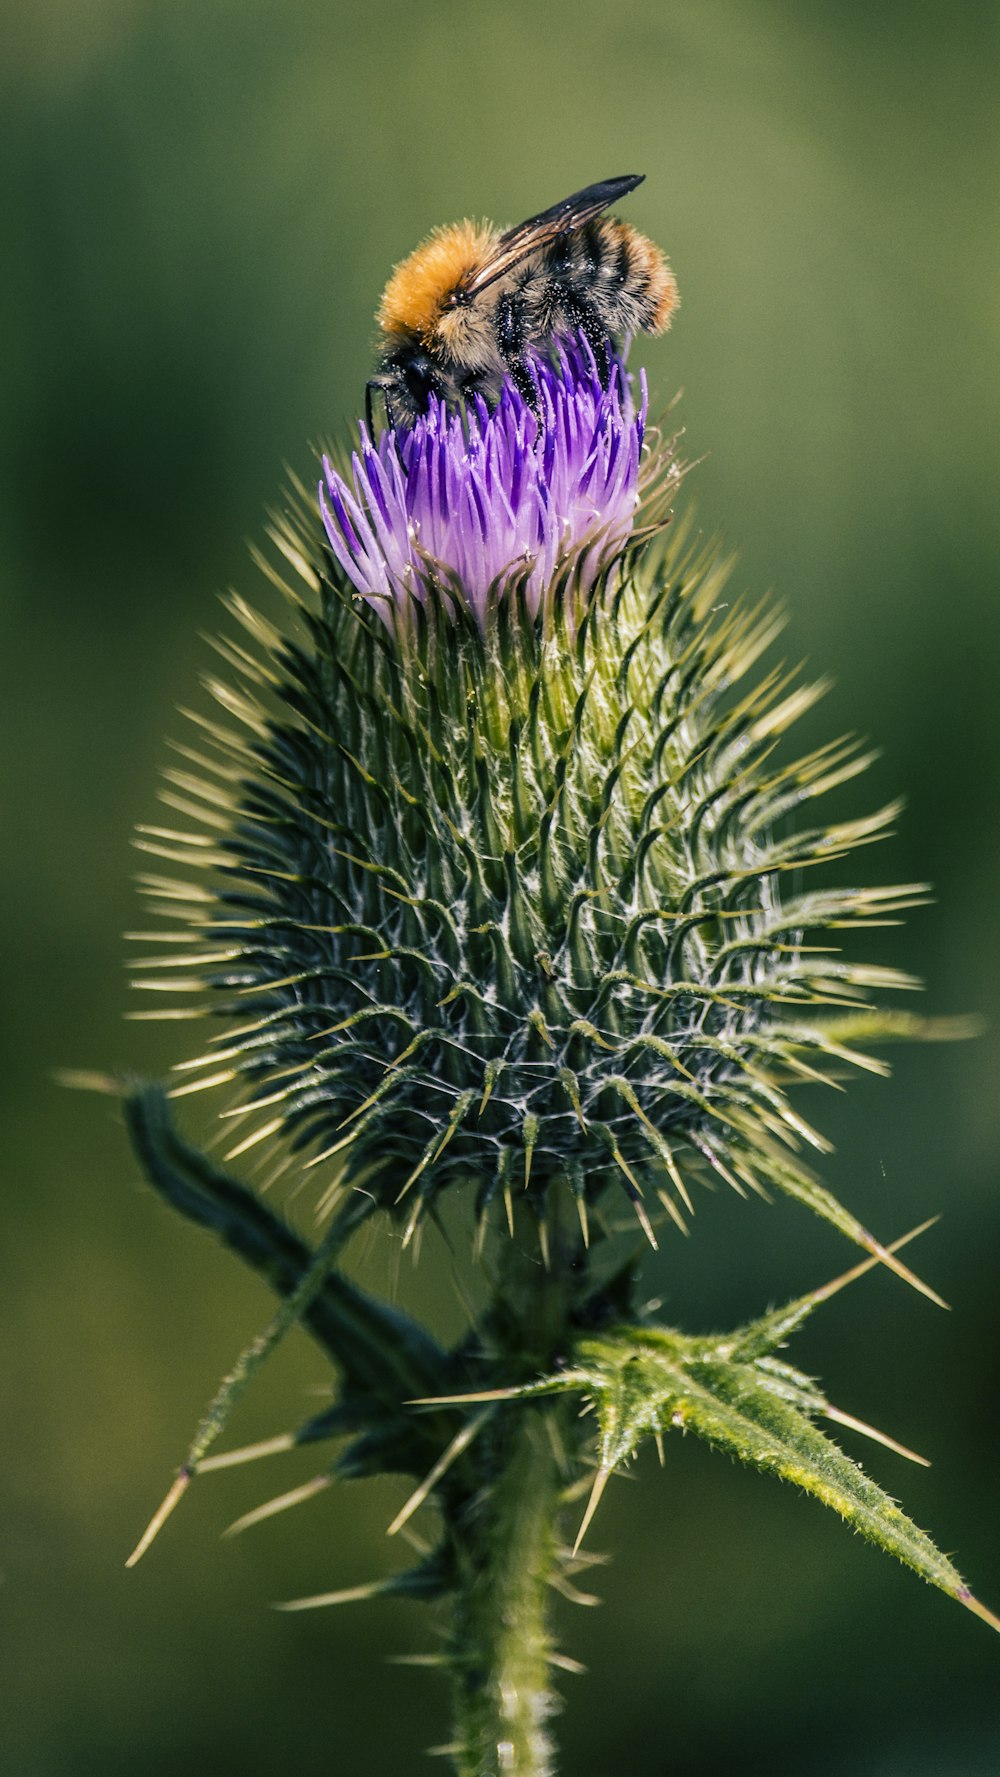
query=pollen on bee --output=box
[377,220,499,341]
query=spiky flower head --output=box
[135,332,937,1282]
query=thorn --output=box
[305,1132,356,1169]
[823,1405,930,1467]
[655,1187,689,1237]
[224,1474,332,1538]
[666,1155,694,1216]
[125,1469,192,1568]
[528,1007,557,1050]
[503,1181,515,1237]
[809,1217,939,1308]
[548,1570,602,1607]
[868,1236,948,1310]
[539,1218,551,1270]
[575,1193,590,1249]
[654,1432,666,1467]
[573,1466,611,1557]
[223,1116,284,1161]
[386,1411,489,1538]
[53,1068,124,1096]
[559,1069,588,1133]
[334,1071,398,1131]
[610,1144,658,1250]
[394,1520,432,1558]
[632,1197,659,1251]
[168,1068,237,1099]
[479,1061,499,1115]
[195,1433,296,1473]
[523,1114,539,1190]
[407,1385,528,1406]
[474,1210,489,1261]
[275,1580,391,1611]
[957,1590,1000,1635]
[695,1139,747,1198]
[550,1652,588,1675]
[315,1176,347,1221]
[397,1092,474,1210]
[396,1152,435,1207]
[401,1199,422,1251]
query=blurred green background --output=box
[3,1,999,1771]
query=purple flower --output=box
[319,337,648,630]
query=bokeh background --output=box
[3,2,999,1772]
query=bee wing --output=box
[462,175,645,298]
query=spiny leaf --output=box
[124,1086,445,1396]
[122,1086,455,1560]
[531,1325,997,1630]
[419,1234,998,1637]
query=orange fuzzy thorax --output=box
[377,220,498,342]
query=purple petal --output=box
[317,333,646,633]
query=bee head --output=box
[376,220,499,347]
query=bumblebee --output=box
[368,174,677,428]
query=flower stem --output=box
[447,1206,583,1776]
[449,1402,562,1777]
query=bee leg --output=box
[496,290,539,411]
[506,357,540,409]
[365,380,396,435]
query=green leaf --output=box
[442,1274,999,1634]
[121,1085,458,1563]
[124,1085,448,1403]
[586,1326,995,1627]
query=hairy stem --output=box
[447,1207,583,1776]
[449,1404,562,1777]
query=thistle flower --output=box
[136,332,939,1286]
[319,340,647,629]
